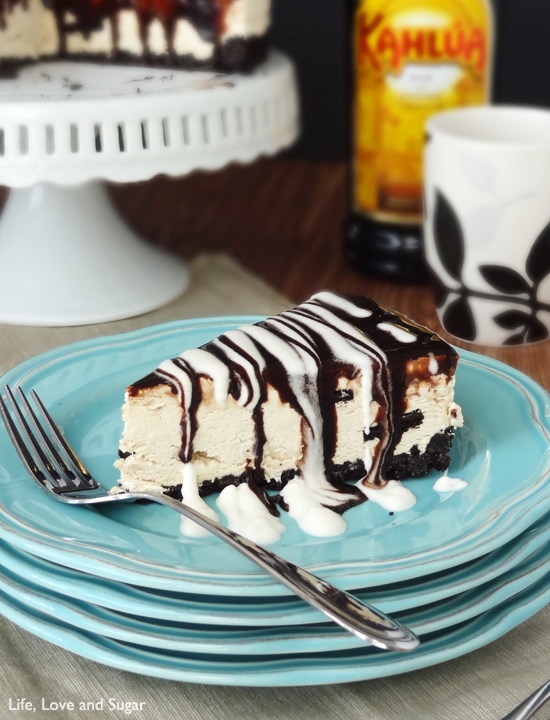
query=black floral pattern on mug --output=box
[432,189,550,345]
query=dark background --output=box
[271,0,550,159]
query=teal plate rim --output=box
[0,316,549,596]
[0,512,548,626]
[0,575,548,685]
[0,527,548,656]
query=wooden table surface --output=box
[2,156,549,390]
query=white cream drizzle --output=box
[311,291,373,318]
[216,484,286,545]
[221,328,268,407]
[157,358,195,462]
[280,478,348,537]
[179,463,220,537]
[243,319,332,499]
[428,353,439,375]
[211,336,260,407]
[280,307,384,479]
[358,479,417,512]
[377,322,417,344]
[433,475,468,492]
[180,348,230,408]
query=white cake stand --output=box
[0,51,299,326]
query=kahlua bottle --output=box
[344,0,494,281]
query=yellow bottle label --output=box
[353,0,493,224]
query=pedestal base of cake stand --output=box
[0,181,189,326]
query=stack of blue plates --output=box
[0,318,548,686]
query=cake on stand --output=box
[0,51,299,326]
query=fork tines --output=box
[0,385,99,494]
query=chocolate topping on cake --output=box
[129,292,458,490]
[115,292,463,538]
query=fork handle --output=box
[128,491,419,652]
[501,680,550,720]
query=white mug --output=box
[423,106,550,346]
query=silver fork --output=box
[0,385,419,653]
[501,680,550,720]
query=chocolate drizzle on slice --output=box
[211,334,268,475]
[122,292,460,516]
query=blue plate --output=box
[0,317,548,595]
[0,532,548,656]
[0,514,548,626]
[0,576,548,685]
